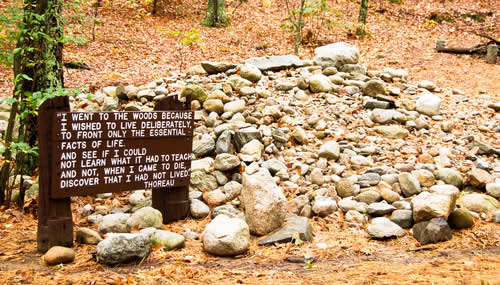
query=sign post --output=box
[37,95,193,252]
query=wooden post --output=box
[152,95,192,223]
[486,44,498,64]
[37,96,73,253]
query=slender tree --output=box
[202,0,229,27]
[0,0,65,204]
[357,0,369,36]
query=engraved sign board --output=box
[50,110,194,198]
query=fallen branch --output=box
[437,44,487,54]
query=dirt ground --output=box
[0,0,499,284]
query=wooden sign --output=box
[37,95,193,253]
[51,110,193,197]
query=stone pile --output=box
[3,42,499,264]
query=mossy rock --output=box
[181,84,208,103]
[448,208,474,229]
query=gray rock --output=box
[363,80,386,97]
[88,214,103,225]
[367,202,396,216]
[214,154,240,171]
[245,55,304,71]
[272,129,289,143]
[201,61,236,74]
[151,230,185,250]
[228,77,253,90]
[459,193,499,213]
[190,199,210,219]
[411,218,452,245]
[309,168,325,185]
[240,64,262,82]
[190,171,218,191]
[418,80,437,91]
[390,209,413,229]
[216,130,233,154]
[193,134,216,157]
[309,74,332,93]
[241,168,287,235]
[398,173,422,197]
[261,159,287,175]
[359,172,381,187]
[202,215,250,256]
[239,139,264,162]
[96,233,152,265]
[448,208,474,229]
[313,42,360,68]
[318,141,340,160]
[258,215,312,245]
[493,210,500,223]
[191,157,215,173]
[224,100,246,113]
[222,181,243,200]
[212,205,244,219]
[126,207,163,230]
[234,127,262,151]
[435,168,464,188]
[129,192,146,206]
[292,127,308,144]
[312,196,338,217]
[355,189,381,204]
[98,213,130,235]
[339,198,369,213]
[367,217,405,239]
[411,191,457,223]
[416,93,441,116]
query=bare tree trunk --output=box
[294,0,305,55]
[357,0,369,36]
[202,0,229,27]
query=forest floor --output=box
[0,0,499,284]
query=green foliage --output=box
[282,0,347,45]
[461,13,485,23]
[387,0,403,3]
[158,27,201,72]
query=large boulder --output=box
[240,168,287,235]
[411,218,452,245]
[410,191,457,223]
[202,215,250,256]
[96,233,152,265]
[313,42,360,68]
[459,193,499,213]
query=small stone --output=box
[416,93,441,116]
[240,64,262,83]
[363,80,386,97]
[98,213,130,235]
[214,154,240,171]
[345,210,366,224]
[43,246,75,265]
[76,228,103,245]
[126,207,163,230]
[203,189,227,206]
[367,202,396,216]
[96,233,152,265]
[390,210,413,229]
[355,189,381,204]
[152,230,185,251]
[224,100,246,113]
[459,193,499,213]
[318,141,340,160]
[335,179,355,198]
[292,127,308,144]
[190,199,210,219]
[373,125,409,139]
[258,216,313,245]
[398,173,422,197]
[467,168,494,189]
[312,196,337,217]
[418,80,437,91]
[181,84,208,103]
[486,183,500,199]
[309,74,332,93]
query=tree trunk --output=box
[357,0,369,36]
[294,0,305,55]
[0,0,65,202]
[202,0,229,27]
[22,0,64,173]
